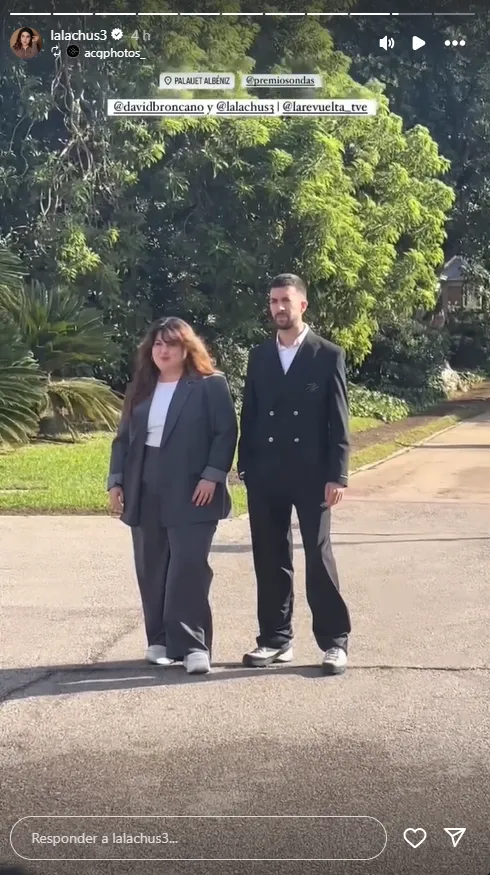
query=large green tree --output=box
[1,0,454,383]
[330,4,490,282]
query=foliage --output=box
[0,248,123,441]
[355,318,450,392]
[350,358,483,418]
[456,369,486,388]
[447,309,490,373]
[348,383,409,422]
[0,249,45,444]
[37,377,124,439]
[392,367,483,412]
[0,316,45,444]
[0,2,454,385]
[330,7,490,286]
[350,316,467,411]
[8,280,121,378]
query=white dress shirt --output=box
[145,381,178,447]
[277,324,309,373]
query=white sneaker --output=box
[184,652,211,674]
[145,645,176,666]
[322,647,347,675]
[242,645,293,667]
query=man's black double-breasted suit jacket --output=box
[237,329,350,487]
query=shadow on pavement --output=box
[411,443,490,449]
[2,660,487,702]
[334,536,490,544]
[213,534,490,553]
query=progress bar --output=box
[8,10,477,15]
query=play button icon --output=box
[412,36,425,50]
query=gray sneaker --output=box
[184,652,211,674]
[322,647,347,675]
[242,645,293,667]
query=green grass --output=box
[350,415,458,471]
[350,416,380,434]
[0,415,457,515]
[0,433,250,516]
[0,435,113,513]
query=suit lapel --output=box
[160,374,196,448]
[131,374,197,445]
[264,339,287,405]
[132,394,152,437]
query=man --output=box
[237,274,351,674]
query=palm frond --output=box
[0,358,45,445]
[0,247,25,317]
[0,246,25,288]
[10,280,120,376]
[42,378,123,437]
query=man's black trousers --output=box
[246,469,351,653]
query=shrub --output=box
[355,318,450,392]
[447,309,490,372]
[348,384,409,422]
[377,367,485,411]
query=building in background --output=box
[439,256,484,312]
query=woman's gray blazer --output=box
[107,372,238,527]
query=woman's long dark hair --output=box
[13,27,38,51]
[122,317,216,419]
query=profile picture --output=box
[10,26,42,59]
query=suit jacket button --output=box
[269,437,274,442]
[269,410,274,416]
[294,438,299,443]
[293,410,298,415]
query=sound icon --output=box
[379,35,395,50]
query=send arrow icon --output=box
[444,828,466,847]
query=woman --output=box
[107,317,238,675]
[12,27,40,59]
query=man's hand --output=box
[192,479,216,506]
[324,482,345,508]
[108,486,124,515]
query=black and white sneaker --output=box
[242,645,293,667]
[322,647,347,675]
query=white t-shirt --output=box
[145,381,178,447]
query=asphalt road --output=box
[1,414,490,875]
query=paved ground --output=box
[1,414,490,875]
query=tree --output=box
[0,244,123,440]
[139,13,454,361]
[2,280,123,437]
[1,2,455,376]
[329,4,490,285]
[0,249,44,444]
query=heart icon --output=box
[403,828,427,848]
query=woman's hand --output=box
[109,486,124,515]
[192,479,216,506]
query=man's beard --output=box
[273,314,294,330]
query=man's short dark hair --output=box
[269,274,307,299]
